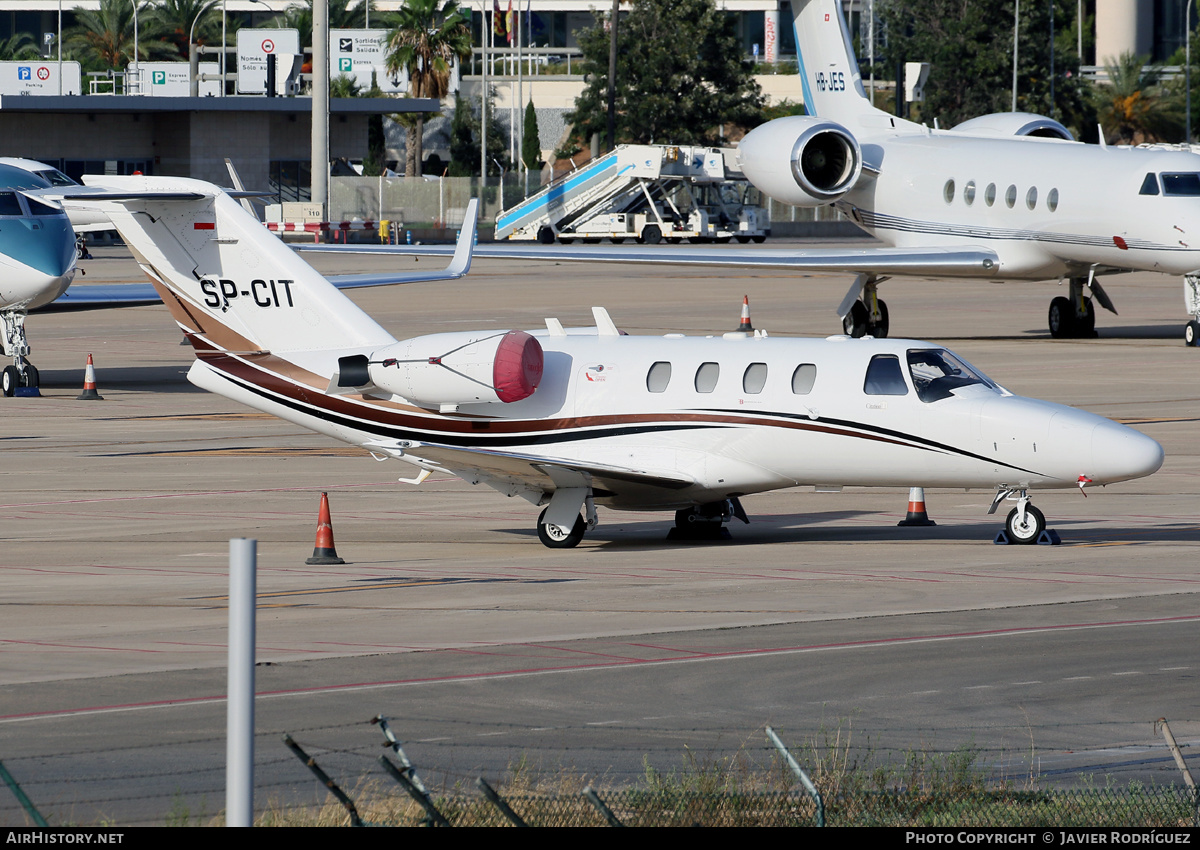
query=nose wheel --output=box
[1004,504,1046,544]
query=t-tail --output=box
[791,0,901,129]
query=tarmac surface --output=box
[0,241,1197,825]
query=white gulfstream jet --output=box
[322,0,1200,345]
[76,175,1163,548]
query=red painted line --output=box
[0,481,397,509]
[2,613,1197,724]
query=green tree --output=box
[878,0,1094,138]
[522,100,541,171]
[566,0,763,147]
[446,90,510,177]
[150,0,219,55]
[0,32,42,61]
[1097,52,1181,143]
[275,0,372,57]
[67,0,176,72]
[384,0,473,177]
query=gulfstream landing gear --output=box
[668,498,749,540]
[1048,275,1116,339]
[838,274,889,338]
[535,493,598,549]
[1185,274,1200,347]
[0,311,39,397]
[990,488,1049,545]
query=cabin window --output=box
[1047,188,1059,212]
[984,183,997,206]
[963,180,976,205]
[694,362,719,393]
[743,363,768,394]
[646,361,672,393]
[791,364,817,394]
[1139,173,1160,195]
[1026,187,1038,210]
[1162,173,1200,196]
[863,355,909,396]
[943,179,955,204]
[907,349,997,403]
[1005,184,1017,208]
[0,192,23,216]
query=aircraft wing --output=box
[300,241,1001,279]
[375,440,696,495]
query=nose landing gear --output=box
[990,488,1058,545]
[1,312,39,397]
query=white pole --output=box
[221,0,227,96]
[1011,0,1019,112]
[481,0,488,186]
[226,538,256,827]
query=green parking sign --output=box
[152,70,166,85]
[339,57,352,72]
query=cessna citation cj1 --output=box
[74,175,1163,547]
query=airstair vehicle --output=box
[495,144,770,244]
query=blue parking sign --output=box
[17,66,30,80]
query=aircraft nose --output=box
[1089,420,1163,483]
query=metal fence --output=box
[343,787,1199,827]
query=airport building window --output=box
[694,362,720,393]
[1162,173,1200,196]
[985,183,997,206]
[1047,188,1060,212]
[1026,187,1038,210]
[963,180,976,205]
[864,355,909,396]
[647,361,672,393]
[791,364,817,394]
[943,179,955,204]
[1140,173,1160,195]
[1005,184,1017,208]
[743,362,768,394]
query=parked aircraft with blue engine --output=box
[71,175,1164,547]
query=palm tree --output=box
[385,0,472,176]
[0,32,42,61]
[1097,51,1181,144]
[150,0,220,56]
[67,0,176,72]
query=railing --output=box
[465,46,584,78]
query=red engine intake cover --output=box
[492,331,544,402]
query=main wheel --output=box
[21,364,38,389]
[868,299,890,338]
[843,301,869,338]
[641,225,662,245]
[1048,297,1075,338]
[1078,296,1096,336]
[1005,505,1046,544]
[1,365,17,397]
[1186,321,1200,346]
[537,508,585,548]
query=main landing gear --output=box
[0,311,39,397]
[1185,275,1200,347]
[1048,275,1116,339]
[536,494,598,549]
[839,274,889,338]
[668,498,750,541]
[989,488,1053,545]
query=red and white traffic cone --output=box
[897,486,936,526]
[76,353,103,400]
[734,295,754,333]
[305,492,346,565]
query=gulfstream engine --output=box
[736,115,863,206]
[951,112,1074,140]
[332,330,544,408]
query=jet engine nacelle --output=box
[951,112,1075,141]
[334,330,544,408]
[736,115,863,207]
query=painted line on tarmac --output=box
[1,612,1197,725]
[0,482,398,509]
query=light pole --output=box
[131,0,139,94]
[1188,0,1193,145]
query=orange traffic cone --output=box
[305,492,346,564]
[734,295,754,333]
[897,486,936,526]
[77,353,103,400]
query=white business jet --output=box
[327,0,1200,345]
[72,175,1163,547]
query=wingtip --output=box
[448,198,479,277]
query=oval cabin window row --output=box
[645,362,818,395]
[943,179,1059,212]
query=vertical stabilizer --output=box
[81,176,395,357]
[792,0,886,127]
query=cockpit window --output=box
[34,168,77,187]
[0,192,23,216]
[1161,173,1200,196]
[907,348,996,403]
[1139,173,1160,195]
[863,355,909,396]
[26,197,60,216]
